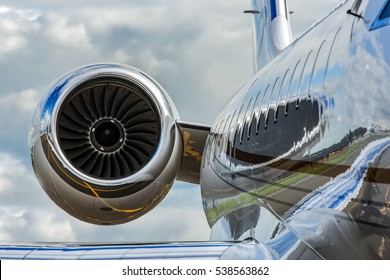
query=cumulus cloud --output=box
[0,6,41,56]
[288,0,341,38]
[44,15,93,50]
[0,154,28,194]
[0,88,40,113]
[0,208,76,242]
[0,89,40,158]
[69,203,210,242]
[0,153,77,242]
[0,207,28,240]
[0,35,25,55]
[0,153,43,207]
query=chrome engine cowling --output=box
[29,64,183,225]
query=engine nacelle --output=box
[29,63,183,225]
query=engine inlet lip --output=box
[47,64,178,187]
[90,118,125,153]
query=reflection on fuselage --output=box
[200,0,390,259]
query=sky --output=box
[0,0,340,243]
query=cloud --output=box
[0,35,25,55]
[0,6,41,56]
[288,0,341,38]
[0,208,76,242]
[0,207,28,240]
[0,154,28,194]
[0,89,40,158]
[0,153,77,242]
[69,204,210,242]
[0,89,40,113]
[44,15,93,50]
[0,153,43,206]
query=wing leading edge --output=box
[0,237,322,260]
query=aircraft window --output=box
[233,80,256,145]
[228,108,239,150]
[211,120,224,161]
[206,117,222,163]
[226,110,237,157]
[204,134,211,165]
[247,92,261,140]
[370,1,390,30]
[235,98,249,145]
[205,131,214,164]
[232,131,237,162]
[220,114,231,157]
[287,60,302,112]
[309,41,328,96]
[215,119,224,146]
[241,97,254,143]
[277,69,292,117]
[256,85,270,131]
[267,77,281,124]
[324,28,342,89]
[233,128,240,151]
[209,121,217,149]
[252,90,262,135]
[298,51,314,102]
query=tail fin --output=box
[246,0,292,72]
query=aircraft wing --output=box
[0,237,321,260]
[0,242,234,260]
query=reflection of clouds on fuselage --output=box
[201,95,323,199]
[344,23,390,129]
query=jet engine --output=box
[29,63,183,225]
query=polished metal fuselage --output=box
[201,0,390,259]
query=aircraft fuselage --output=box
[200,0,390,259]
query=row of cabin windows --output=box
[205,28,343,164]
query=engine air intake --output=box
[57,78,160,180]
